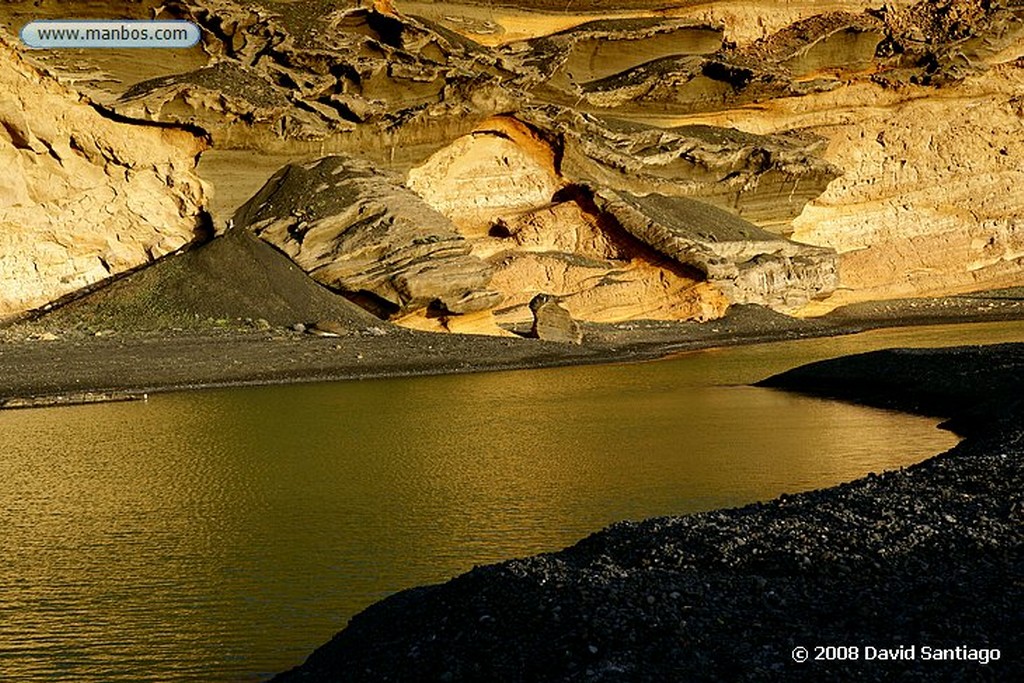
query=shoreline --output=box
[2,291,1024,407]
[270,341,1023,681]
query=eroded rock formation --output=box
[0,33,209,321]
[524,108,840,229]
[596,191,838,311]
[233,155,500,317]
[4,0,1022,331]
[528,293,582,344]
[400,120,738,328]
[406,116,563,231]
[684,57,1024,312]
[116,0,523,155]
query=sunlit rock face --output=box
[527,109,839,231]
[406,117,563,231]
[596,191,838,311]
[790,63,1024,310]
[0,34,209,321]
[683,63,1024,313]
[480,197,731,326]
[401,120,734,328]
[116,0,524,158]
[233,155,500,318]
[15,0,1019,331]
[530,0,1023,314]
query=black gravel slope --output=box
[30,229,378,332]
[271,343,1023,682]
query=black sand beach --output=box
[3,288,1024,407]
[269,342,1023,682]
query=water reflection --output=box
[1,320,1021,681]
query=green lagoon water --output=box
[1,321,1022,681]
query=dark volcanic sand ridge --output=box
[27,229,378,333]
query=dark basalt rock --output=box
[233,155,497,318]
[22,228,379,332]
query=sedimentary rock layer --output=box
[406,116,563,230]
[6,0,1022,329]
[596,191,838,310]
[117,0,523,156]
[233,155,499,317]
[401,123,734,327]
[681,59,1024,313]
[525,109,839,229]
[0,33,209,321]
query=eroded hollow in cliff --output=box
[401,120,735,330]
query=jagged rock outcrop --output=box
[400,121,734,327]
[116,0,523,157]
[0,33,209,321]
[596,191,839,310]
[728,12,886,77]
[528,293,582,344]
[9,0,1020,333]
[514,2,1022,118]
[685,58,1024,310]
[874,0,1024,85]
[516,13,872,116]
[232,155,500,317]
[396,107,840,323]
[505,18,724,96]
[523,109,840,230]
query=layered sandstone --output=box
[0,33,209,321]
[406,116,563,231]
[233,155,499,317]
[595,191,838,311]
[402,123,735,327]
[8,0,1022,332]
[404,1,917,47]
[672,60,1024,313]
[116,0,523,157]
[525,109,839,230]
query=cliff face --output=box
[671,51,1024,313]
[0,34,209,321]
[115,0,525,158]
[790,65,1024,311]
[4,0,1022,332]
[596,191,838,311]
